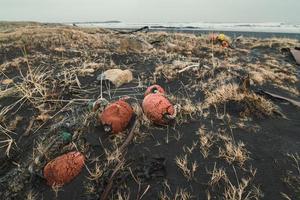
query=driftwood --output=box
[291,48,300,64]
[257,90,300,108]
[115,26,149,34]
[178,64,199,73]
[100,117,139,200]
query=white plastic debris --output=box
[99,69,133,87]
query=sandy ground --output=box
[0,22,299,200]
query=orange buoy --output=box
[43,151,85,186]
[221,41,229,48]
[142,88,175,125]
[100,99,133,134]
[144,84,165,97]
[208,33,219,43]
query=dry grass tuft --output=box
[219,140,249,167]
[223,169,262,200]
[197,126,214,158]
[207,163,228,187]
[160,187,193,200]
[87,163,104,181]
[202,83,278,117]
[175,154,198,181]
[25,190,38,200]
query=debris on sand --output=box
[28,130,75,176]
[208,33,219,43]
[60,131,72,144]
[99,69,133,87]
[100,99,134,134]
[155,60,199,81]
[119,35,153,52]
[43,151,85,186]
[291,48,300,64]
[257,89,300,108]
[1,79,14,85]
[142,85,176,125]
[91,98,109,112]
[144,84,165,96]
[208,33,231,48]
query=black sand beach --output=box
[116,27,300,40]
[0,22,299,200]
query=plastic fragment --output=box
[98,69,133,87]
[60,131,72,143]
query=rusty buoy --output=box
[43,151,85,186]
[142,85,175,125]
[144,84,165,97]
[99,99,133,134]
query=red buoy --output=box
[99,99,133,134]
[43,151,85,186]
[142,85,175,125]
[144,84,165,97]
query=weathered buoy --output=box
[208,33,231,48]
[144,84,165,97]
[208,33,219,43]
[142,85,175,125]
[99,99,133,134]
[43,151,85,186]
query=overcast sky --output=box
[1,0,300,23]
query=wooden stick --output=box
[258,90,300,108]
[178,64,199,73]
[100,118,139,200]
[115,26,149,34]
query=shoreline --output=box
[111,27,300,40]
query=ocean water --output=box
[71,22,300,34]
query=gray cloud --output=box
[0,0,299,23]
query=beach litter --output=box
[28,131,74,176]
[60,131,72,144]
[155,60,200,81]
[99,99,134,134]
[98,69,133,87]
[90,98,109,112]
[1,79,14,85]
[142,85,176,125]
[291,48,300,64]
[208,33,231,48]
[43,151,85,186]
[144,84,165,96]
[119,35,153,52]
[257,89,300,108]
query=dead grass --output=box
[202,83,278,118]
[87,163,104,181]
[219,140,249,167]
[283,153,300,197]
[207,163,228,187]
[175,154,198,181]
[25,190,38,200]
[197,126,214,158]
[160,187,193,200]
[224,176,262,200]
